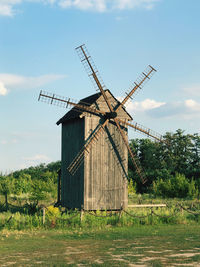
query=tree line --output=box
[0,162,61,209]
[0,129,199,207]
[129,129,200,197]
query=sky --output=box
[0,0,200,173]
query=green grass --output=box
[0,195,200,265]
[0,206,199,231]
[128,193,200,205]
[1,195,200,231]
[0,225,200,266]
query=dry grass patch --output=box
[0,225,199,266]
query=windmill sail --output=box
[39,44,163,188]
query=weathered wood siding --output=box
[84,116,128,210]
[84,91,129,210]
[61,118,84,209]
[61,90,129,210]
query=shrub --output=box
[152,173,198,198]
[128,179,136,195]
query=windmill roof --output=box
[56,89,132,125]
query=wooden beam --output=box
[128,204,166,208]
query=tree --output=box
[0,175,13,210]
[152,173,198,198]
[189,133,200,180]
[129,130,200,194]
[13,173,32,195]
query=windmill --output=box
[38,44,163,211]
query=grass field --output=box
[0,225,200,266]
[1,195,200,266]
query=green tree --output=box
[189,133,200,180]
[152,173,198,198]
[0,175,13,210]
[13,173,32,195]
[129,130,200,194]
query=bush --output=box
[152,173,198,198]
[128,180,136,195]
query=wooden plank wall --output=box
[61,91,130,210]
[84,116,128,210]
[83,91,129,210]
[61,118,84,209]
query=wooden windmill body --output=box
[39,44,164,211]
[57,90,132,210]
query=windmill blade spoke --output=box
[118,119,163,143]
[67,119,109,175]
[113,118,147,184]
[120,65,156,107]
[129,152,147,184]
[38,90,106,116]
[76,44,114,113]
[76,44,107,93]
[104,128,128,180]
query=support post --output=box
[119,204,124,219]
[80,209,84,222]
[42,207,46,225]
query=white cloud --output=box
[0,138,18,145]
[24,154,50,161]
[0,0,22,16]
[148,99,200,119]
[59,0,106,12]
[0,73,66,94]
[0,0,160,16]
[0,81,8,95]
[113,0,159,10]
[185,99,200,112]
[125,98,165,112]
[20,154,51,169]
[0,140,8,145]
[183,84,200,97]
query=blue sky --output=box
[0,0,200,173]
